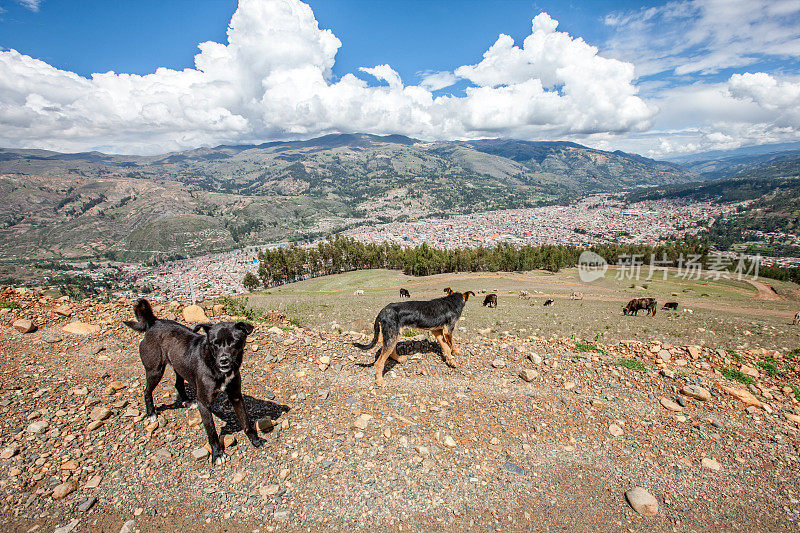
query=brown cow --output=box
[623,297,657,316]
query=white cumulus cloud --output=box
[418,70,458,91]
[604,73,800,158]
[604,0,800,78]
[728,72,800,113]
[0,0,654,154]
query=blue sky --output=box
[0,0,798,157]
[0,1,644,81]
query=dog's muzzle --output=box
[218,356,233,373]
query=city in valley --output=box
[124,196,735,302]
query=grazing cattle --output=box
[570,291,584,300]
[399,288,410,298]
[623,297,657,316]
[794,312,799,325]
[641,297,657,316]
[543,299,554,307]
[354,289,364,296]
[662,301,679,310]
[518,290,532,300]
[483,294,498,308]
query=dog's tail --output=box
[123,299,157,333]
[353,316,380,350]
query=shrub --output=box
[616,358,647,372]
[720,367,754,385]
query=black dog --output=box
[124,299,264,465]
[483,294,497,308]
[354,291,475,386]
[543,299,554,306]
[399,288,410,298]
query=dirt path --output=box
[748,279,783,301]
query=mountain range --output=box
[0,134,696,261]
[5,134,798,263]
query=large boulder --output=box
[681,385,711,401]
[62,322,101,335]
[625,487,658,516]
[13,319,36,333]
[52,479,78,500]
[182,305,208,323]
[715,384,761,407]
[53,305,72,317]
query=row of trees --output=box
[250,235,717,288]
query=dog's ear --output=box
[123,320,145,332]
[462,291,475,302]
[235,321,254,335]
[193,323,212,334]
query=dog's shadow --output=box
[158,390,290,436]
[356,338,447,374]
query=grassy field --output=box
[241,268,800,352]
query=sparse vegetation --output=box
[720,367,755,385]
[727,349,743,362]
[0,300,20,310]
[616,358,647,372]
[218,296,272,325]
[575,341,608,356]
[758,360,780,377]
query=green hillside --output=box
[0,134,696,261]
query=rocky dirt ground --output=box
[1,286,800,532]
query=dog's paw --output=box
[213,454,227,466]
[445,359,459,368]
[145,413,158,424]
[374,377,387,387]
[394,355,408,363]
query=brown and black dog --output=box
[354,290,475,386]
[124,299,264,465]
